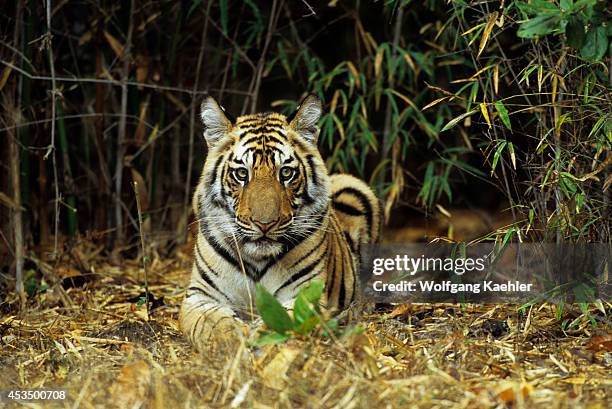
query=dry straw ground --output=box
[1,239,610,409]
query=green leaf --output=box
[187,0,203,18]
[581,26,608,61]
[501,227,516,246]
[293,280,324,325]
[575,192,585,212]
[255,284,294,334]
[340,324,365,339]
[25,276,38,297]
[560,172,578,196]
[252,332,290,346]
[294,316,320,335]
[516,0,558,16]
[491,140,507,173]
[494,101,512,130]
[322,318,338,337]
[560,0,573,11]
[440,109,477,132]
[517,15,562,38]
[566,16,586,49]
[220,0,228,35]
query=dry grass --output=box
[1,240,610,409]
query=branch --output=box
[0,59,252,96]
[45,0,60,260]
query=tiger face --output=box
[196,95,331,261]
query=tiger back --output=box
[180,95,381,348]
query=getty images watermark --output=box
[360,243,611,303]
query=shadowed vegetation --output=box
[0,1,610,408]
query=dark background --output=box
[1,1,610,276]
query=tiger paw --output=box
[192,317,248,352]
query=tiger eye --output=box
[234,168,248,182]
[280,167,295,181]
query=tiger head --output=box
[195,95,331,260]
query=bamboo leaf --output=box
[0,64,12,92]
[220,0,229,35]
[346,61,361,89]
[422,96,450,111]
[388,89,418,111]
[462,22,485,37]
[508,142,516,170]
[478,12,498,58]
[374,46,384,79]
[0,191,25,211]
[103,31,124,59]
[493,64,499,94]
[494,101,512,131]
[441,109,478,132]
[480,103,491,128]
[491,140,507,174]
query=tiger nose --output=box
[252,218,279,233]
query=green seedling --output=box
[253,279,360,346]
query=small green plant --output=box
[253,280,341,346]
[516,0,610,62]
[24,269,48,297]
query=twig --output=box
[231,232,254,321]
[244,0,283,114]
[72,335,132,345]
[11,1,25,305]
[0,39,36,71]
[45,0,60,260]
[0,112,156,135]
[300,0,316,17]
[0,59,252,95]
[204,17,256,71]
[134,181,150,321]
[9,116,24,304]
[219,2,246,101]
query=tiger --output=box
[180,95,381,349]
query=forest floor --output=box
[1,238,611,409]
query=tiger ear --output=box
[289,94,322,144]
[200,96,232,148]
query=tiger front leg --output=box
[179,293,247,351]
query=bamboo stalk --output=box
[44,0,60,259]
[56,102,77,236]
[8,84,25,306]
[94,13,110,233]
[378,5,404,203]
[182,1,212,244]
[18,0,33,209]
[11,1,24,304]
[133,181,150,321]
[38,152,50,248]
[243,0,281,115]
[114,0,135,246]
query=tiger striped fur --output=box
[180,95,381,348]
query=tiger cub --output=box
[180,95,381,348]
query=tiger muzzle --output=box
[238,175,291,237]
